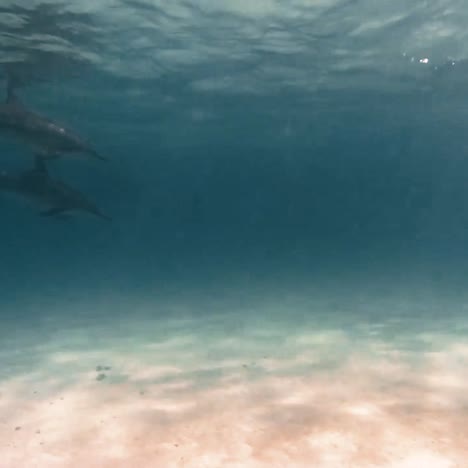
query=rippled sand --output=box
[1,294,467,467]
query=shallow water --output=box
[1,1,468,467]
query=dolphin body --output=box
[0,80,106,161]
[0,156,111,221]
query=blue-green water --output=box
[1,1,468,467]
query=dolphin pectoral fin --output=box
[98,212,112,222]
[90,207,112,222]
[40,206,67,217]
[34,149,61,160]
[89,149,108,162]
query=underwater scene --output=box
[1,1,468,467]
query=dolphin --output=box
[0,77,106,161]
[0,156,111,221]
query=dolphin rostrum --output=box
[0,76,106,161]
[0,156,111,221]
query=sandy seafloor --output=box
[1,282,468,468]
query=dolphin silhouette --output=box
[0,76,106,161]
[0,156,111,221]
